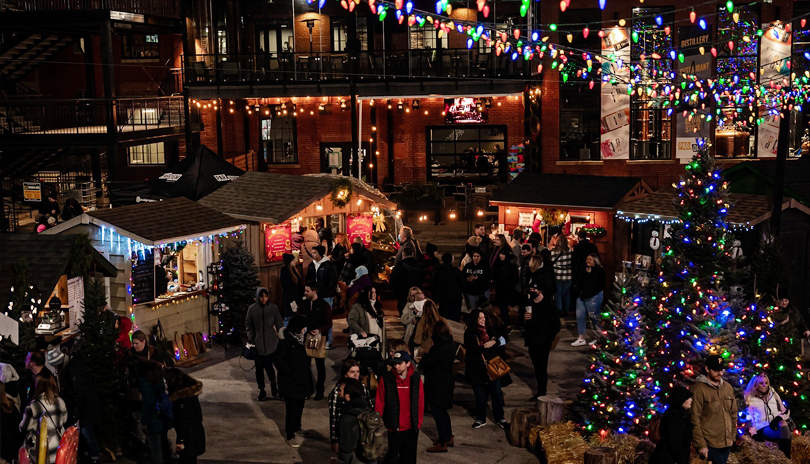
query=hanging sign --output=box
[265,223,292,263]
[347,213,373,246]
[676,26,713,162]
[600,27,631,160]
[23,182,42,202]
[757,22,791,158]
[518,212,534,227]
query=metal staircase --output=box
[0,33,73,81]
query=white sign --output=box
[290,218,301,233]
[518,212,534,227]
[67,277,85,332]
[0,312,19,345]
[600,27,631,160]
[159,173,183,182]
[757,22,791,159]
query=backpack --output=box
[356,409,388,461]
[648,416,662,443]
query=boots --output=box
[426,442,447,453]
[270,381,279,398]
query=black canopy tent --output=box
[111,145,244,205]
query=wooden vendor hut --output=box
[43,197,246,341]
[199,171,396,303]
[490,172,652,274]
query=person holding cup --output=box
[523,282,561,401]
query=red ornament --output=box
[513,28,520,40]
[689,11,696,23]
[483,5,489,17]
[728,41,734,51]
[583,27,590,38]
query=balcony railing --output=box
[184,49,533,85]
[1,0,180,17]
[0,96,193,136]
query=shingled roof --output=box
[724,159,810,205]
[45,197,244,246]
[199,171,395,224]
[490,173,649,210]
[0,234,117,305]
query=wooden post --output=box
[583,447,617,464]
[535,396,565,426]
[509,407,540,448]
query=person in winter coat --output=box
[374,351,424,464]
[280,254,304,323]
[19,371,68,464]
[1,382,23,464]
[394,226,423,265]
[275,316,314,448]
[329,360,373,454]
[331,233,349,278]
[572,229,599,279]
[336,378,371,464]
[650,386,694,464]
[400,287,426,347]
[352,238,377,277]
[691,355,737,464]
[301,282,332,400]
[307,245,338,305]
[487,234,508,271]
[245,287,284,400]
[419,320,456,453]
[467,224,492,261]
[340,246,367,284]
[412,299,444,357]
[165,369,205,464]
[744,373,792,458]
[421,243,440,299]
[464,309,507,429]
[492,246,519,315]
[347,286,385,344]
[132,358,172,464]
[60,354,101,462]
[461,248,490,312]
[523,283,561,399]
[571,254,605,347]
[431,253,464,322]
[550,237,574,316]
[390,247,425,314]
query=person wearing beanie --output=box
[691,355,737,464]
[421,243,440,299]
[275,315,314,448]
[650,386,694,464]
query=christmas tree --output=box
[72,276,126,449]
[218,239,260,341]
[0,259,38,373]
[576,272,652,435]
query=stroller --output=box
[347,333,384,389]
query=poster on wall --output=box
[600,28,631,160]
[347,213,373,246]
[676,26,713,163]
[518,212,534,227]
[757,22,792,158]
[507,145,525,180]
[265,223,292,263]
[444,98,487,124]
[67,277,84,332]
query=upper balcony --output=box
[0,96,199,147]
[184,50,535,99]
[2,0,179,17]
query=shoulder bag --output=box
[478,336,511,382]
[305,332,327,359]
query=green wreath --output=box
[330,178,354,208]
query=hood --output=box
[343,395,370,415]
[354,266,369,280]
[0,362,19,383]
[666,385,693,409]
[695,374,723,388]
[168,369,203,401]
[255,287,268,302]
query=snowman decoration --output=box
[730,239,744,260]
[649,230,661,251]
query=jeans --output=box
[576,291,603,336]
[322,297,334,344]
[759,423,792,457]
[528,343,552,397]
[707,446,731,464]
[284,398,305,439]
[555,280,572,315]
[311,356,326,395]
[254,353,276,392]
[383,429,418,464]
[472,378,504,422]
[464,290,489,313]
[430,403,453,444]
[80,424,100,458]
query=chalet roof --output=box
[490,173,648,210]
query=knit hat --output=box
[46,346,65,366]
[666,386,693,407]
[425,243,438,255]
[465,244,482,257]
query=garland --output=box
[330,178,354,208]
[581,224,607,237]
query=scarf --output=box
[289,331,305,346]
[477,326,490,344]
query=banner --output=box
[67,277,84,332]
[757,22,792,158]
[600,27,631,160]
[347,213,373,247]
[265,223,292,263]
[23,182,41,202]
[676,26,713,162]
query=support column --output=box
[771,97,791,236]
[181,0,195,151]
[216,98,224,156]
[387,105,395,186]
[100,20,118,181]
[243,105,252,170]
[349,82,358,177]
[370,105,378,185]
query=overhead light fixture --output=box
[340,100,348,110]
[412,99,420,109]
[397,101,404,112]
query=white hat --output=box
[46,346,65,367]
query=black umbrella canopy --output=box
[148,145,244,201]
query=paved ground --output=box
[153,315,589,464]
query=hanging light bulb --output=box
[583,26,590,38]
[689,10,696,24]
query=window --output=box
[791,8,810,157]
[332,20,348,52]
[261,108,297,164]
[258,27,293,54]
[559,9,602,160]
[630,7,673,159]
[357,17,369,51]
[128,143,165,165]
[715,4,759,158]
[427,125,506,181]
[409,24,445,50]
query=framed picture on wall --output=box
[121,34,160,61]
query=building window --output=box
[409,24,445,50]
[629,7,673,160]
[559,9,601,160]
[715,4,759,158]
[261,108,297,164]
[792,7,810,157]
[427,125,506,181]
[128,143,165,165]
[357,17,369,51]
[332,20,348,52]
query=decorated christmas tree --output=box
[0,259,38,372]
[218,239,260,341]
[576,272,652,435]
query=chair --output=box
[331,55,345,78]
[190,62,209,82]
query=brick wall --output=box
[294,12,332,54]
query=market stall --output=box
[199,171,396,303]
[489,172,652,274]
[43,197,245,340]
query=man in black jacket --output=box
[337,378,370,464]
[431,253,465,322]
[307,245,338,349]
[301,282,332,400]
[523,283,561,400]
[390,247,424,314]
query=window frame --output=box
[260,106,298,165]
[426,124,508,181]
[127,142,166,166]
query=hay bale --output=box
[588,433,653,464]
[528,422,589,464]
[730,436,791,464]
[791,434,810,464]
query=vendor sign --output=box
[347,213,373,246]
[265,223,292,262]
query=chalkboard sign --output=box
[132,249,155,304]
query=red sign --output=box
[347,213,373,247]
[264,223,292,263]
